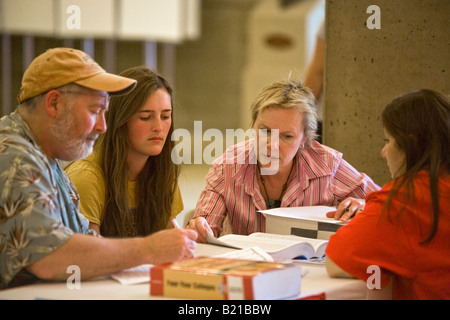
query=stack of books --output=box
[150,256,302,300]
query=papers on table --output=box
[110,265,152,285]
[259,206,344,224]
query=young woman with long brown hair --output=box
[66,66,183,237]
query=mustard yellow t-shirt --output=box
[65,153,183,226]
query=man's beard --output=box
[50,109,97,161]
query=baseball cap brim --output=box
[75,72,137,96]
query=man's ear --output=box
[44,89,63,118]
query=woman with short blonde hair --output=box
[188,78,379,241]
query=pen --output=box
[171,218,181,229]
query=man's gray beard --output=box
[50,111,93,161]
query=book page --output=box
[212,233,305,253]
[206,232,242,249]
[207,232,328,261]
[215,246,275,262]
[248,233,327,252]
[259,206,346,224]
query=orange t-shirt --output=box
[326,171,450,299]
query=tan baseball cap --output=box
[17,47,137,103]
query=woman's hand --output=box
[186,217,214,243]
[326,197,365,222]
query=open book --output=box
[206,232,327,262]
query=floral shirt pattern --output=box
[0,112,89,289]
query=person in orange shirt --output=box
[325,89,450,299]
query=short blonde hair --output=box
[250,78,318,145]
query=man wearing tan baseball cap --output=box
[0,48,197,290]
[18,47,137,103]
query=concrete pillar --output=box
[324,0,449,185]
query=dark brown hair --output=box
[97,66,179,237]
[381,89,450,243]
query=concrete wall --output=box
[324,0,449,186]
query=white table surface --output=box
[0,243,390,300]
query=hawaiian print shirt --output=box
[0,112,89,289]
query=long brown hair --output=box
[96,66,180,237]
[381,89,450,244]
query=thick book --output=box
[259,206,347,240]
[206,232,328,261]
[150,256,302,300]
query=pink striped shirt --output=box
[193,139,380,236]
